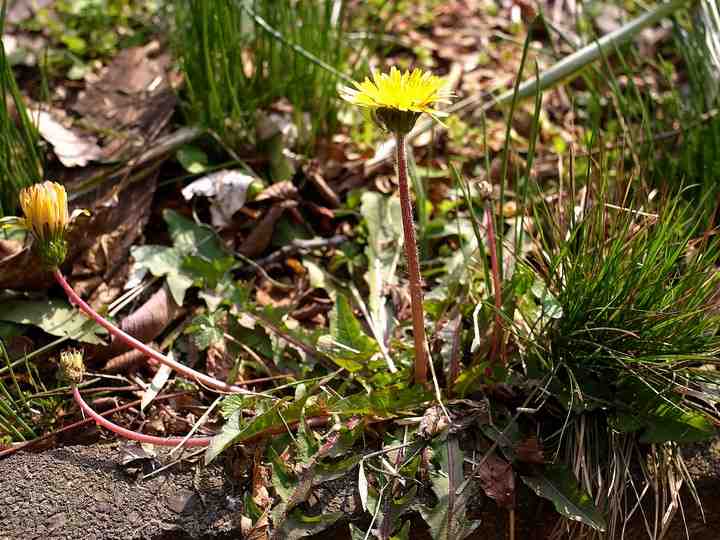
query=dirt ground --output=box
[1,442,719,540]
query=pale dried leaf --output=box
[181,169,256,228]
[34,110,103,167]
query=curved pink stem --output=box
[73,385,211,447]
[54,269,252,395]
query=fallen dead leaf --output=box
[476,452,515,508]
[238,201,297,258]
[72,43,176,161]
[34,110,103,167]
[181,169,256,229]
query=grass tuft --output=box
[173,0,355,153]
[0,4,42,217]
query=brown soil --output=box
[0,444,238,540]
[1,441,719,539]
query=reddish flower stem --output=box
[53,269,252,395]
[485,203,504,364]
[0,391,193,459]
[395,133,428,385]
[73,385,333,448]
[73,385,211,447]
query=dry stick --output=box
[72,385,212,448]
[53,269,259,396]
[395,133,428,385]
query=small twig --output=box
[244,235,347,270]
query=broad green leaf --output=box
[130,245,193,305]
[521,465,607,531]
[0,299,106,344]
[182,254,237,289]
[314,454,361,482]
[361,191,402,342]
[613,381,716,443]
[205,409,243,463]
[176,145,208,174]
[273,508,343,540]
[640,403,715,443]
[391,521,412,540]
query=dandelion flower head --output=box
[340,67,452,133]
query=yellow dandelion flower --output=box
[340,67,452,133]
[19,181,70,244]
[8,181,87,267]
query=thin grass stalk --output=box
[484,202,504,366]
[395,134,428,385]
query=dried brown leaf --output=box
[253,180,298,202]
[476,452,515,509]
[238,201,296,257]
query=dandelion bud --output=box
[18,181,71,267]
[59,349,85,385]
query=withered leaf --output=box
[476,452,515,509]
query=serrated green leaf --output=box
[271,449,297,502]
[186,313,224,350]
[521,465,607,531]
[219,394,246,418]
[0,299,106,344]
[319,294,377,370]
[420,440,481,540]
[206,386,430,463]
[296,399,320,461]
